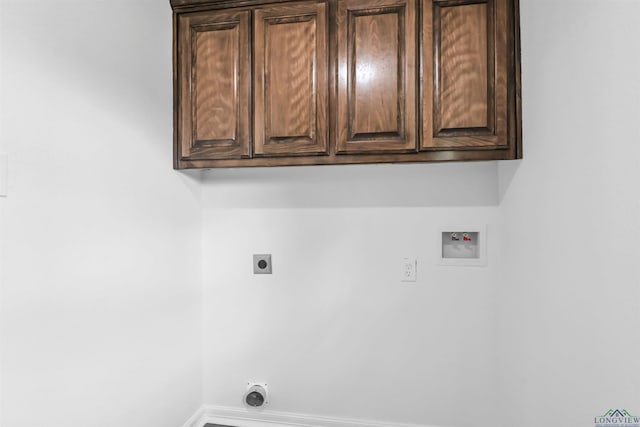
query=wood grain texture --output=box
[337,0,416,154]
[178,146,514,168]
[254,2,328,156]
[494,0,508,144]
[172,0,522,169]
[194,26,237,142]
[173,11,180,168]
[422,0,509,149]
[268,20,313,138]
[171,0,295,12]
[513,0,522,158]
[439,2,488,130]
[420,0,433,146]
[353,12,399,135]
[177,10,251,160]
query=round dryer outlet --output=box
[244,382,268,409]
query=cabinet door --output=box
[422,0,509,150]
[177,10,251,160]
[337,0,417,154]
[254,2,328,156]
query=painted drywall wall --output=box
[200,163,503,426]
[0,1,203,426]
[497,0,640,426]
[3,0,638,426]
[0,1,5,422]
[200,1,640,426]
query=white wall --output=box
[497,0,640,426]
[0,0,5,422]
[201,163,503,426]
[3,1,639,427]
[0,1,203,426]
[201,1,640,426]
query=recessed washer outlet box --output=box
[438,226,488,266]
[253,254,272,274]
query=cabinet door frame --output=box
[421,0,509,150]
[254,2,329,157]
[336,0,418,154]
[176,9,251,163]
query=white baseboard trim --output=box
[181,405,207,427]
[183,404,439,427]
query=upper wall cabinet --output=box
[336,0,416,154]
[422,0,510,151]
[176,9,251,160]
[254,2,329,157]
[171,0,521,169]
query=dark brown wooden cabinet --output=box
[254,2,329,156]
[176,9,251,160]
[422,0,512,152]
[336,0,416,154]
[171,0,521,169]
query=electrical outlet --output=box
[401,258,417,282]
[253,254,272,274]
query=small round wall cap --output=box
[244,383,268,409]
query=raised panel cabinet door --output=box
[176,10,251,161]
[337,0,417,154]
[254,2,328,156]
[422,0,509,150]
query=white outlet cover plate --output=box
[401,258,417,282]
[438,225,488,267]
